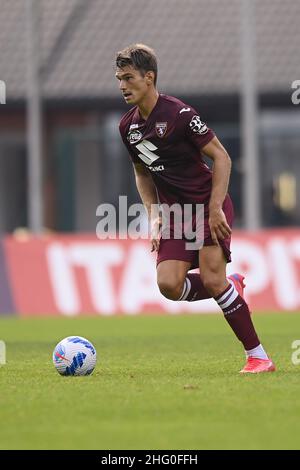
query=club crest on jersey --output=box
[155,122,167,138]
[127,129,142,144]
[189,115,208,135]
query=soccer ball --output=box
[53,336,97,376]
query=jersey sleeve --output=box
[178,106,215,150]
[119,120,140,164]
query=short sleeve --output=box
[178,107,215,150]
[119,122,139,163]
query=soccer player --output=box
[116,44,275,374]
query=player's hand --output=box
[209,208,232,246]
[150,216,162,252]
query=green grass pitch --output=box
[0,313,300,450]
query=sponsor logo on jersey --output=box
[129,123,139,130]
[136,139,160,165]
[179,107,191,114]
[127,129,143,144]
[149,164,165,172]
[155,122,168,138]
[189,115,208,135]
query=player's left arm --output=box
[202,136,232,245]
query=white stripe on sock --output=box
[217,285,234,304]
[219,285,239,309]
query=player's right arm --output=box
[119,116,161,251]
[133,162,161,252]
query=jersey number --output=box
[136,140,160,166]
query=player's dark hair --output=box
[116,44,158,86]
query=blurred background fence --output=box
[0,0,299,233]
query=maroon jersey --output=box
[119,94,215,206]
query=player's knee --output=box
[157,276,184,301]
[201,274,224,297]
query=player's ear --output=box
[145,71,154,85]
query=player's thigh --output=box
[198,245,228,293]
[157,260,191,291]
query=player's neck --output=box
[137,90,159,121]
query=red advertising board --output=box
[2,229,300,316]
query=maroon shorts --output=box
[157,194,234,269]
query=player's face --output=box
[116,66,150,105]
